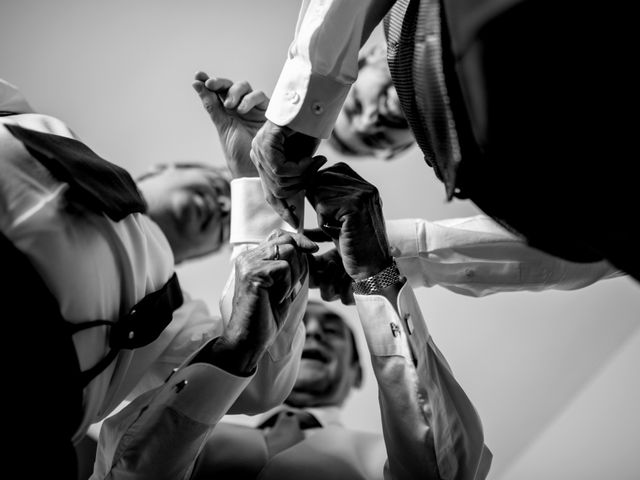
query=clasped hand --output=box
[306,162,393,304]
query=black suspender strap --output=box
[68,273,184,387]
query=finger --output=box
[194,71,210,82]
[223,80,252,109]
[302,228,333,243]
[192,81,227,125]
[264,154,325,178]
[204,77,233,95]
[237,90,269,114]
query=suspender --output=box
[69,273,183,387]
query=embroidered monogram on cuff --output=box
[352,259,402,295]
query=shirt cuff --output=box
[153,362,252,426]
[354,282,418,360]
[386,218,422,258]
[266,58,351,139]
[230,178,299,244]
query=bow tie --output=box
[259,409,322,458]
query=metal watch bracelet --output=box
[352,259,401,295]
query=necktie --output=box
[260,410,321,458]
[4,123,146,221]
[385,0,462,199]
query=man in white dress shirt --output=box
[1,75,313,479]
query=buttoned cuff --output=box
[230,178,299,244]
[386,219,425,258]
[354,281,425,360]
[266,58,350,139]
[154,362,252,426]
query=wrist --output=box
[350,254,393,282]
[193,335,265,377]
[352,258,402,296]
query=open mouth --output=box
[301,347,329,363]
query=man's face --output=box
[330,54,415,159]
[138,165,231,263]
[286,302,361,408]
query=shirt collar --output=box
[223,404,344,429]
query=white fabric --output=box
[386,216,622,297]
[264,0,388,138]
[354,283,492,479]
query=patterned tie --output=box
[385,0,462,199]
[4,123,146,221]
[260,410,321,458]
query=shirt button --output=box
[311,102,324,115]
[284,91,300,104]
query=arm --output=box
[251,0,396,226]
[355,283,492,480]
[307,162,490,479]
[387,216,623,297]
[266,0,395,138]
[194,73,310,412]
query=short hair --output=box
[135,161,231,183]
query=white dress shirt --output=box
[387,216,621,297]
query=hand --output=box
[200,230,317,375]
[192,71,268,178]
[306,246,355,305]
[306,162,392,281]
[250,119,324,228]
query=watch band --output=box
[352,259,402,295]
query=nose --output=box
[305,316,324,340]
[353,107,381,134]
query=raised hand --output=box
[306,162,392,281]
[192,71,268,178]
[250,120,325,228]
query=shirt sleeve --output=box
[91,359,253,480]
[386,216,623,297]
[221,177,307,414]
[355,283,492,480]
[265,0,395,138]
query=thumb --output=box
[303,228,334,243]
[192,81,227,126]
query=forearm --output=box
[355,283,490,480]
[387,216,622,296]
[220,177,307,412]
[93,361,252,480]
[266,0,395,138]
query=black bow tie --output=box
[4,123,146,221]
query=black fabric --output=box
[442,0,639,280]
[4,123,146,221]
[259,410,321,459]
[1,232,82,479]
[70,273,184,387]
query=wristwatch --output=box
[352,259,402,295]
